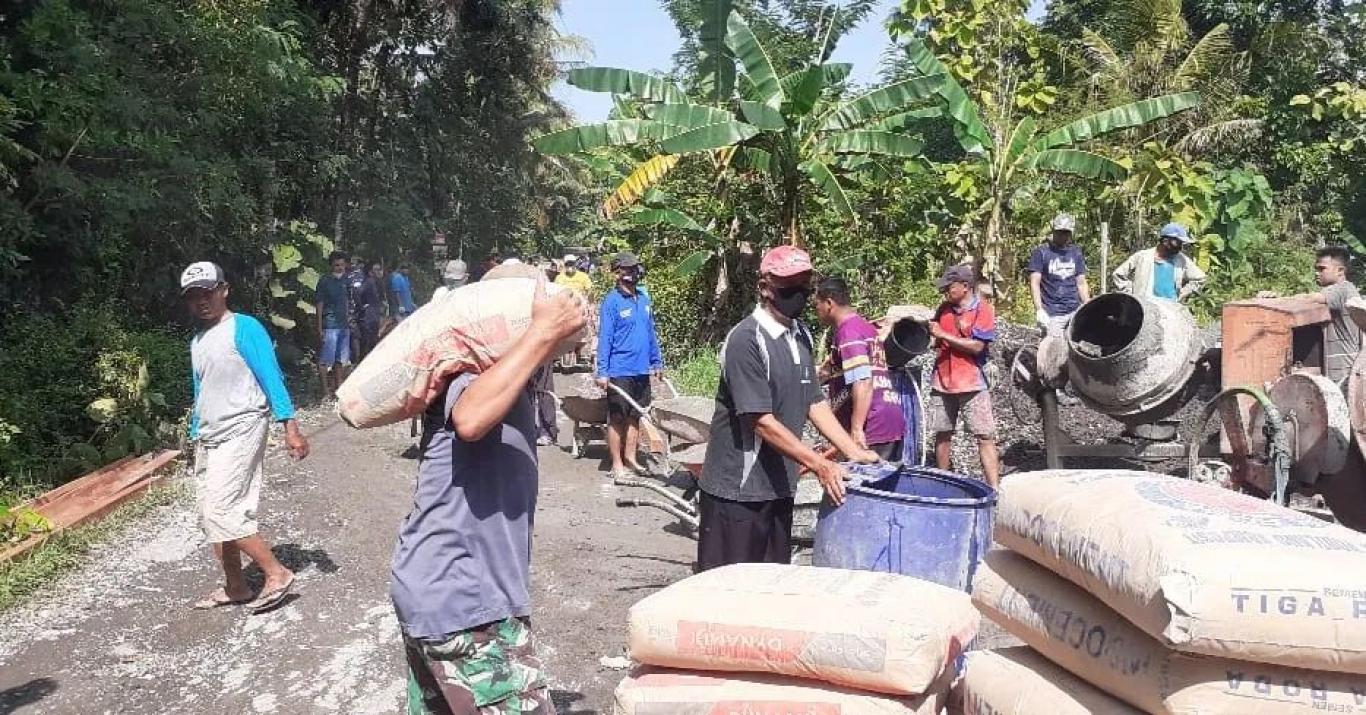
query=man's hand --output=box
[848,447,880,464]
[530,278,587,346]
[809,459,849,506]
[851,426,868,451]
[1035,308,1050,329]
[283,421,309,461]
[927,320,945,340]
[595,376,610,389]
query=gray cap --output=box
[1051,213,1076,233]
[179,261,226,294]
[611,251,640,268]
[444,259,469,281]
[936,263,976,290]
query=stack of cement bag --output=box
[616,563,980,714]
[955,469,1366,714]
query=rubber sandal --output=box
[192,589,252,610]
[248,575,295,614]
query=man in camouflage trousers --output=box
[390,278,586,715]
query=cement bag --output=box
[614,667,946,715]
[994,470,1366,673]
[336,277,583,428]
[628,563,978,695]
[974,549,1366,714]
[951,647,1139,715]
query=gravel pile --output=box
[928,320,1216,479]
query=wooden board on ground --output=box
[0,449,181,565]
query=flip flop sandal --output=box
[192,590,252,610]
[248,576,296,614]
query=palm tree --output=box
[901,37,1200,284]
[1077,0,1254,155]
[532,9,947,247]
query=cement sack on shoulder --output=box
[974,549,1366,714]
[994,469,1366,673]
[951,647,1139,715]
[614,667,946,715]
[628,563,978,695]
[336,277,583,428]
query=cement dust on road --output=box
[0,395,695,714]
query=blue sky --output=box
[551,0,1047,121]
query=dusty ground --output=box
[0,375,695,714]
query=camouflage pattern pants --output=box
[404,617,555,715]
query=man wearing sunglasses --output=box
[696,246,878,571]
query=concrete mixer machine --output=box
[1015,291,1366,529]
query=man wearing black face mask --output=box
[596,252,664,477]
[696,246,879,571]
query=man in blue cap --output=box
[1112,222,1207,302]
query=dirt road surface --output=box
[0,382,695,714]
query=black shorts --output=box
[695,491,794,572]
[607,375,651,420]
[871,439,904,462]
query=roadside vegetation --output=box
[1,0,1363,504]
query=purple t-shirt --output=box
[826,314,905,446]
[390,373,538,640]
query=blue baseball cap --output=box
[1159,222,1193,244]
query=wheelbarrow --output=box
[611,380,710,532]
[558,378,673,475]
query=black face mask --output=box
[618,267,640,284]
[771,284,811,319]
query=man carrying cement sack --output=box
[390,278,584,715]
[697,246,878,571]
[181,262,310,614]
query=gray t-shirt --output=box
[699,308,823,502]
[390,373,538,640]
[1322,281,1362,386]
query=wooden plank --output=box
[1,449,181,566]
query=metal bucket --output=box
[1066,293,1203,421]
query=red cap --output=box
[759,245,814,277]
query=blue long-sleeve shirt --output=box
[596,286,663,378]
[190,312,296,443]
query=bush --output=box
[671,349,721,397]
[0,303,188,489]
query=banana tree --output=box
[903,37,1200,283]
[533,9,949,249]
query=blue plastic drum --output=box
[812,464,996,592]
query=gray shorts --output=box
[927,390,996,438]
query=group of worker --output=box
[176,216,1362,715]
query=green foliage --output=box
[268,220,334,334]
[671,349,722,398]
[0,501,50,546]
[0,304,187,487]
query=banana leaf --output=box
[821,130,925,158]
[725,11,785,107]
[567,67,686,104]
[781,63,852,115]
[905,39,991,154]
[740,100,787,131]
[676,250,716,278]
[800,159,855,218]
[697,0,736,104]
[532,120,674,154]
[1034,92,1200,150]
[659,121,760,154]
[818,74,945,131]
[1029,148,1127,180]
[602,155,681,218]
[869,107,942,131]
[648,103,735,129]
